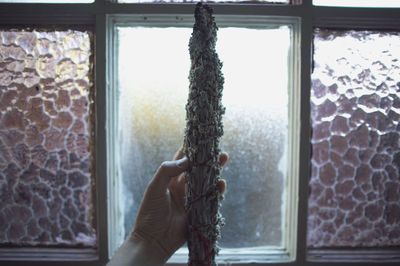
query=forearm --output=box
[107,234,167,266]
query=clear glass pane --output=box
[117,0,289,3]
[313,0,400,8]
[0,30,95,246]
[0,0,93,3]
[308,29,400,248]
[118,26,290,248]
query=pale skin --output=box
[107,148,228,266]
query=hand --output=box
[132,148,228,263]
[107,148,228,266]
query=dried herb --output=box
[184,3,225,266]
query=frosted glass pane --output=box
[118,0,288,3]
[0,30,95,247]
[118,26,290,248]
[308,29,400,248]
[313,0,400,7]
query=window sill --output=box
[307,248,400,263]
[167,246,293,265]
[0,247,98,261]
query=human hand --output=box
[131,148,228,264]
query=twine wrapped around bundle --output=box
[184,3,225,266]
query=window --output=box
[113,17,299,263]
[0,0,94,3]
[307,28,400,261]
[0,29,97,259]
[313,0,400,8]
[1,1,399,266]
[117,0,289,3]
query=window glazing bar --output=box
[0,13,95,26]
[313,16,400,30]
[95,11,109,265]
[312,6,400,20]
[296,1,312,265]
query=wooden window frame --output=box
[106,13,300,264]
[0,0,399,265]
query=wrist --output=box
[130,230,170,266]
[107,232,168,266]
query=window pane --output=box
[313,0,400,8]
[118,26,290,248]
[117,0,289,3]
[308,29,400,248]
[0,0,94,3]
[0,30,95,247]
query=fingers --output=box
[217,153,228,195]
[173,147,185,161]
[218,179,227,195]
[150,157,189,195]
[218,152,229,167]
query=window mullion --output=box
[0,5,96,26]
[312,6,400,21]
[0,3,99,17]
[102,2,306,17]
[95,12,109,265]
[313,15,400,30]
[296,7,313,266]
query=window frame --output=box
[307,17,400,264]
[0,1,399,265]
[106,13,301,264]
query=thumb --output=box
[149,157,189,194]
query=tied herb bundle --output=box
[184,3,225,266]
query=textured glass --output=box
[0,0,93,3]
[118,27,290,248]
[308,29,400,248]
[0,30,95,246]
[313,0,400,7]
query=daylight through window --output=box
[117,25,291,252]
[308,29,400,248]
[0,30,95,247]
[313,0,400,8]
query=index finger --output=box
[149,157,189,195]
[173,146,185,161]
